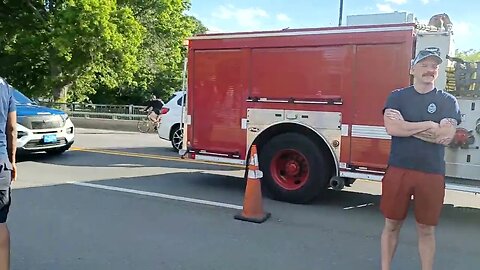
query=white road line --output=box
[343,203,375,210]
[69,181,244,210]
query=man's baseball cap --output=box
[412,47,443,66]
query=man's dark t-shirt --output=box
[383,86,461,175]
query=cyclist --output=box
[143,95,164,123]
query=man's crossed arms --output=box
[384,109,457,146]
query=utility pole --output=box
[338,0,344,26]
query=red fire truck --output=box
[179,16,480,203]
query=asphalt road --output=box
[8,128,480,270]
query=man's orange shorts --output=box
[380,166,445,226]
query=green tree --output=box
[188,15,209,35]
[455,49,480,62]
[0,0,145,102]
[0,0,207,104]
[109,0,207,104]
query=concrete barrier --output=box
[71,117,155,133]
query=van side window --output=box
[177,94,186,106]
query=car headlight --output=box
[17,116,29,127]
[60,114,69,122]
[17,131,28,139]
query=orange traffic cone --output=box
[234,145,271,223]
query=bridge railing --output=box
[38,102,147,121]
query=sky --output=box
[188,0,479,52]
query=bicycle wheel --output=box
[137,118,152,133]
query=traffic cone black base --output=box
[234,212,271,224]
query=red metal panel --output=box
[350,138,391,169]
[349,43,413,169]
[193,23,414,39]
[250,46,354,101]
[340,136,351,164]
[186,48,195,149]
[352,44,412,125]
[189,28,414,51]
[186,25,416,169]
[190,49,248,158]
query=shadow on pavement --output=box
[101,146,179,157]
[16,149,242,172]
[76,131,140,135]
[16,150,480,227]
[312,188,480,227]
[9,168,480,270]
[70,171,480,228]
[15,168,480,225]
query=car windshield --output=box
[13,89,35,105]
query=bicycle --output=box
[137,110,159,133]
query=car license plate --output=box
[43,134,57,143]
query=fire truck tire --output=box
[259,132,331,204]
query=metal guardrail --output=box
[39,102,148,120]
[69,111,146,121]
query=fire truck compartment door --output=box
[190,49,248,156]
[349,43,412,170]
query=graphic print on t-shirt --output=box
[427,102,437,114]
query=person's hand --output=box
[385,109,404,120]
[435,119,457,146]
[11,162,16,182]
[437,136,453,146]
[422,121,441,138]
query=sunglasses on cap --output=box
[412,47,442,65]
[419,47,441,56]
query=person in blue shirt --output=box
[380,47,461,270]
[0,77,17,270]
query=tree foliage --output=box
[0,0,207,104]
[455,49,480,62]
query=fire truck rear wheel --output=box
[259,132,331,204]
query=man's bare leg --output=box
[148,112,156,122]
[0,223,10,270]
[381,218,403,270]
[416,223,436,270]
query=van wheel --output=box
[259,133,331,204]
[170,126,183,151]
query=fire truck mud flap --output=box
[259,132,332,204]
